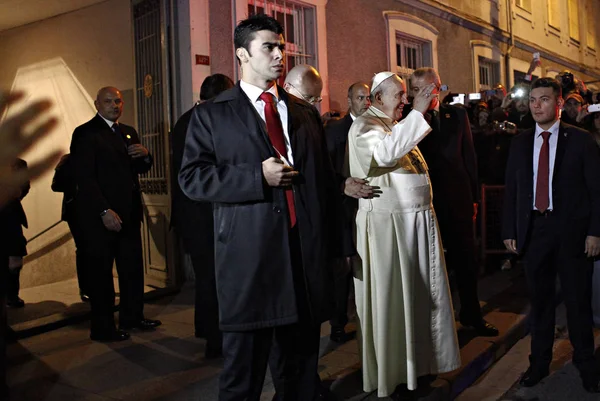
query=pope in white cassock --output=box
[348,72,461,397]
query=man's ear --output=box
[236,48,248,63]
[283,82,291,92]
[557,96,565,110]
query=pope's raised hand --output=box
[413,83,437,115]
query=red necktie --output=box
[535,131,551,212]
[259,92,296,227]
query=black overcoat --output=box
[179,83,338,331]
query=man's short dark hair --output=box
[234,14,284,63]
[531,77,562,98]
[200,74,235,101]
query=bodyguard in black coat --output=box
[70,87,160,342]
[179,15,339,401]
[502,78,600,392]
[323,81,371,342]
[409,68,498,337]
[170,73,234,358]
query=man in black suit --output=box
[52,154,90,302]
[409,67,498,337]
[502,77,600,393]
[179,14,350,401]
[171,73,234,358]
[323,82,370,342]
[70,87,161,342]
[5,159,29,308]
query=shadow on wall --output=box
[2,57,96,249]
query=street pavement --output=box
[458,302,600,401]
[5,267,536,400]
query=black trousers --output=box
[329,257,352,331]
[523,213,596,375]
[185,235,221,346]
[84,220,145,335]
[218,228,321,401]
[437,213,482,323]
[67,218,88,295]
[6,269,20,302]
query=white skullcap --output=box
[371,71,399,92]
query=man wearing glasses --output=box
[283,64,323,105]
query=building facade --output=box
[1,0,599,304]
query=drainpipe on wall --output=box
[505,0,514,88]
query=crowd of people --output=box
[2,11,600,401]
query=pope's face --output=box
[379,77,407,121]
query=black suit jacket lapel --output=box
[524,130,535,197]
[93,115,127,156]
[553,123,568,182]
[342,114,353,134]
[280,88,298,166]
[219,84,273,160]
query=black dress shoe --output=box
[329,328,353,343]
[6,297,24,308]
[120,318,162,331]
[90,329,130,343]
[519,366,549,387]
[390,385,415,401]
[582,375,600,393]
[80,292,90,302]
[460,319,499,337]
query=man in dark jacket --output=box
[52,154,89,302]
[409,67,498,337]
[179,14,343,401]
[171,73,234,358]
[503,78,600,393]
[4,159,29,308]
[323,82,370,342]
[70,86,160,342]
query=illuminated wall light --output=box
[2,57,95,248]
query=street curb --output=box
[322,290,530,400]
[447,313,529,400]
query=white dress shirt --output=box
[532,120,560,210]
[98,113,118,129]
[240,80,293,165]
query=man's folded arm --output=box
[178,108,265,204]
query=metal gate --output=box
[132,0,176,288]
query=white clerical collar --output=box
[240,80,280,103]
[97,113,118,128]
[534,119,560,138]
